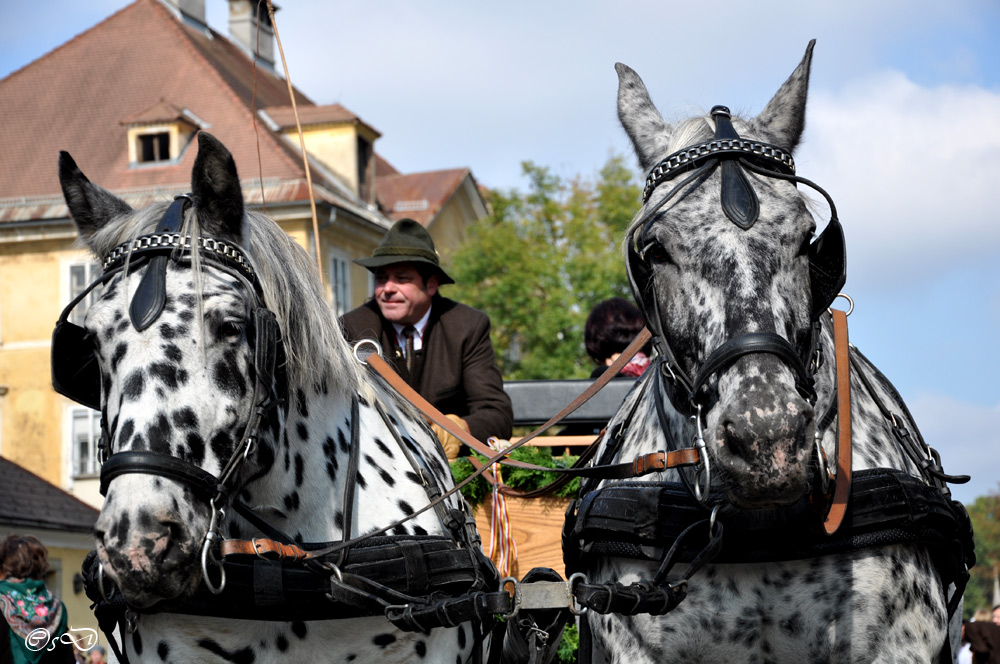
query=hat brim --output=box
[354,255,455,285]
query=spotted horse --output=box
[561,42,975,663]
[53,132,507,663]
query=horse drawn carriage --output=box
[51,42,975,663]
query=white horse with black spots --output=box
[564,42,974,664]
[56,132,496,663]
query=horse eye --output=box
[797,235,814,257]
[643,242,671,264]
[219,320,245,341]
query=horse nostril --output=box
[721,418,752,459]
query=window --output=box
[357,136,373,201]
[330,252,351,316]
[138,132,171,163]
[68,262,100,326]
[71,408,101,477]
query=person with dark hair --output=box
[341,219,513,458]
[0,535,73,664]
[584,297,650,378]
[963,617,1000,664]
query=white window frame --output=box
[69,407,101,478]
[329,250,352,316]
[68,261,101,326]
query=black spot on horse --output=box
[414,640,427,658]
[294,454,304,486]
[118,419,136,448]
[197,639,255,664]
[373,633,396,648]
[147,413,172,454]
[151,361,185,389]
[159,323,177,340]
[210,431,234,463]
[397,500,414,516]
[156,640,169,660]
[163,343,183,363]
[111,343,127,371]
[457,624,467,649]
[374,438,393,457]
[275,635,288,652]
[283,491,300,511]
[212,354,246,397]
[337,428,350,454]
[296,422,308,442]
[172,407,198,429]
[122,370,146,401]
[290,621,307,639]
[185,432,206,464]
[132,629,143,655]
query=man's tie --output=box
[401,325,416,374]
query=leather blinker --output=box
[712,106,760,229]
[129,195,191,331]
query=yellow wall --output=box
[0,239,88,486]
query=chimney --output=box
[229,0,277,68]
[159,0,207,27]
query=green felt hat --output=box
[354,218,454,284]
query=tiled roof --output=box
[262,103,381,137]
[121,99,196,126]
[376,169,471,226]
[0,458,98,533]
[0,0,380,225]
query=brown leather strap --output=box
[366,328,655,474]
[823,308,852,535]
[221,538,310,561]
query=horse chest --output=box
[128,615,475,664]
[590,545,947,664]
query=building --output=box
[0,457,101,650]
[0,0,488,507]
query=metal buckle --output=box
[352,339,382,364]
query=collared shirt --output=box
[391,305,432,357]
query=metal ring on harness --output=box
[568,573,589,616]
[831,293,853,316]
[691,404,711,502]
[200,499,227,595]
[352,339,383,364]
[500,576,518,619]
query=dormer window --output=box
[138,131,171,163]
[122,99,206,168]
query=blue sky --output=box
[3,1,998,504]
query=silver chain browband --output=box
[642,139,796,203]
[102,233,257,281]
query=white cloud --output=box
[906,393,1000,504]
[799,74,1000,290]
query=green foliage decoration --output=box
[449,446,581,508]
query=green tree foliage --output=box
[447,157,641,379]
[964,489,1000,618]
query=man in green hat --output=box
[340,219,512,457]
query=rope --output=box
[487,437,517,576]
[265,0,324,283]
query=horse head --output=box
[617,42,844,508]
[57,133,292,608]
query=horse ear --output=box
[191,132,245,241]
[751,40,816,151]
[616,63,674,172]
[58,151,133,246]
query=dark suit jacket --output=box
[340,296,513,441]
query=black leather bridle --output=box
[626,106,847,415]
[51,195,286,590]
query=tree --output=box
[447,156,641,379]
[964,490,1000,618]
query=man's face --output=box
[993,606,1000,626]
[374,262,438,326]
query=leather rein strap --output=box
[823,308,852,535]
[366,327,699,481]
